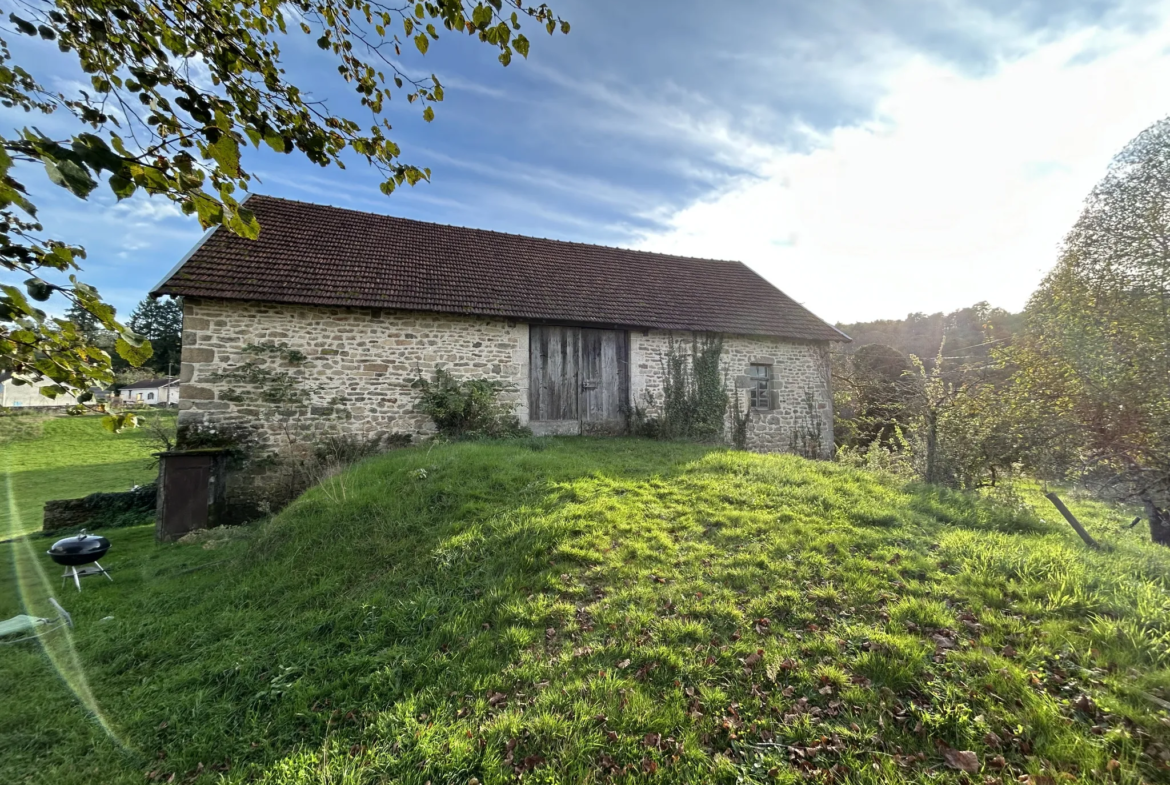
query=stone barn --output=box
[153,195,848,481]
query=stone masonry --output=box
[179,299,835,507]
[629,330,834,458]
[179,298,529,450]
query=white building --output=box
[115,378,180,405]
[0,372,81,408]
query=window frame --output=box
[748,363,773,410]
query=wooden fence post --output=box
[1045,492,1102,550]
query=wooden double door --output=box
[529,325,629,435]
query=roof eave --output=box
[150,193,253,297]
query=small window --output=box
[748,364,772,409]
[147,392,155,401]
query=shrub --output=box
[788,391,826,458]
[412,369,529,440]
[626,395,662,439]
[42,483,158,533]
[312,432,411,465]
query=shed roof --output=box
[118,378,178,390]
[154,195,848,342]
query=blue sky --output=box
[9,0,1170,323]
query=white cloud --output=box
[635,9,1170,323]
[111,197,184,223]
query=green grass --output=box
[1,412,172,538]
[2,438,1169,784]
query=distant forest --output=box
[835,302,1023,369]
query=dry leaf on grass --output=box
[941,745,980,773]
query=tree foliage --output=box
[128,295,182,374]
[834,320,1028,491]
[0,0,567,422]
[837,302,1021,373]
[834,343,912,449]
[1007,116,1170,544]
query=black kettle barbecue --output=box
[47,530,113,590]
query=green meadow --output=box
[1,412,171,538]
[2,438,1168,783]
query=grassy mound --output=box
[3,439,1169,784]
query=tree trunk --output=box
[1142,498,1170,547]
[924,410,940,484]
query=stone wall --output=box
[179,298,529,449]
[42,483,158,533]
[179,299,834,507]
[629,330,834,457]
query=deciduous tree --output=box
[1,0,567,428]
[1011,116,1170,545]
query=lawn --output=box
[1,411,173,538]
[1,438,1168,784]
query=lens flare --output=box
[5,472,125,747]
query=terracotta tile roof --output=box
[153,195,847,342]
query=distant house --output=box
[115,378,180,405]
[0,372,80,408]
[154,195,848,460]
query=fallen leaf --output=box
[941,746,980,773]
[518,754,545,772]
[617,659,631,669]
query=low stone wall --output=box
[42,483,158,534]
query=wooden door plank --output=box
[581,328,601,421]
[547,326,561,419]
[616,329,629,420]
[567,327,580,420]
[600,330,618,420]
[529,325,547,420]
